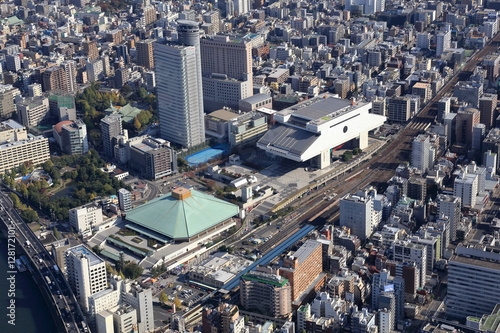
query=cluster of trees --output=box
[8,193,39,223]
[6,150,129,221]
[97,0,130,13]
[76,82,126,121]
[341,148,362,162]
[115,253,144,279]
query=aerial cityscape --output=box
[0,0,500,332]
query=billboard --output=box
[384,284,394,292]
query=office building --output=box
[229,112,268,147]
[0,120,50,173]
[454,171,478,208]
[200,35,253,105]
[436,31,451,57]
[86,58,105,82]
[387,96,412,122]
[92,275,154,333]
[101,114,123,158]
[0,85,20,119]
[65,245,107,312]
[155,20,205,148]
[240,271,292,317]
[447,244,500,319]
[479,93,497,130]
[416,33,431,49]
[279,240,323,303]
[340,189,380,240]
[202,74,252,111]
[52,120,88,155]
[129,137,177,180]
[482,53,500,82]
[118,188,132,212]
[5,54,21,72]
[411,82,431,104]
[392,240,427,286]
[136,39,155,69]
[16,96,50,128]
[371,270,405,324]
[48,92,76,122]
[411,134,434,173]
[437,97,450,123]
[453,82,483,108]
[455,107,480,148]
[69,202,103,235]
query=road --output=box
[0,190,88,333]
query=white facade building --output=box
[437,194,461,242]
[65,245,108,313]
[392,240,427,286]
[454,171,478,208]
[155,21,205,148]
[258,94,386,169]
[436,31,451,57]
[340,189,381,240]
[447,245,500,319]
[69,203,104,235]
[411,134,435,173]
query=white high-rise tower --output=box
[155,20,205,148]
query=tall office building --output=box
[392,240,427,286]
[155,20,205,148]
[411,134,434,173]
[371,270,405,325]
[53,119,89,155]
[62,60,78,94]
[65,245,107,312]
[454,171,478,208]
[455,107,480,148]
[0,85,21,119]
[101,114,123,158]
[118,188,132,211]
[136,39,155,69]
[200,35,253,111]
[436,194,460,243]
[447,244,500,319]
[479,93,497,130]
[340,189,380,240]
[436,31,451,57]
[436,96,451,123]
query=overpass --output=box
[0,191,89,333]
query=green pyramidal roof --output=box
[125,188,239,240]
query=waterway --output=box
[0,233,58,333]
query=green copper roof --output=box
[125,189,239,240]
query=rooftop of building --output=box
[288,239,321,264]
[242,271,288,287]
[67,244,104,266]
[207,109,240,122]
[125,188,239,240]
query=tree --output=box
[92,245,102,254]
[342,151,353,162]
[159,290,168,305]
[353,147,362,155]
[53,227,62,240]
[133,116,142,130]
[122,262,144,279]
[173,295,182,309]
[9,193,21,209]
[20,208,38,223]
